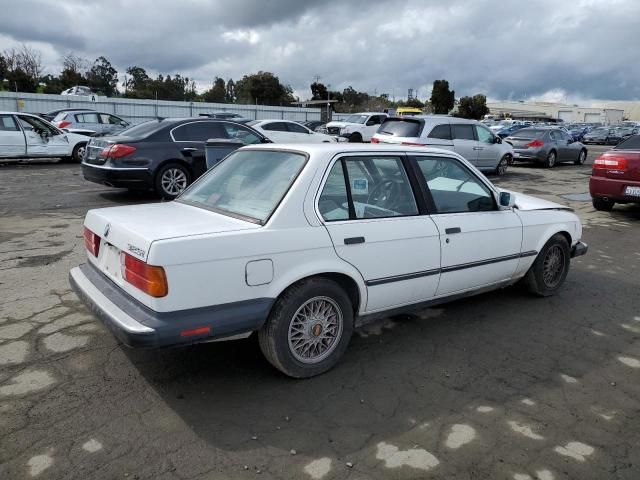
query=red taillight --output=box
[525,139,544,148]
[83,227,100,257]
[593,155,628,171]
[371,137,380,143]
[100,144,137,159]
[57,121,71,129]
[121,253,168,297]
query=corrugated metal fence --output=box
[0,91,331,123]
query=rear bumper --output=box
[589,176,640,203]
[512,148,545,162]
[69,263,274,348]
[571,241,588,258]
[81,163,152,189]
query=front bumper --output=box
[81,162,152,189]
[571,241,588,258]
[69,263,273,348]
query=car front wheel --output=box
[349,132,362,143]
[495,155,509,175]
[72,142,87,163]
[258,278,354,378]
[574,149,587,165]
[523,234,570,297]
[154,163,191,200]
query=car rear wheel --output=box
[72,142,87,163]
[523,233,570,297]
[258,277,354,378]
[544,150,557,168]
[349,133,362,143]
[574,149,587,165]
[495,155,509,175]
[154,163,191,200]
[592,196,615,211]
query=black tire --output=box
[544,150,557,168]
[592,196,615,211]
[258,277,354,378]
[349,132,362,143]
[574,149,587,165]
[495,155,509,175]
[71,142,87,163]
[604,137,610,145]
[506,154,515,166]
[154,162,191,200]
[523,234,570,297]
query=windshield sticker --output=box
[352,178,368,194]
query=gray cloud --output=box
[0,0,638,101]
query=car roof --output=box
[239,142,464,157]
[385,115,478,125]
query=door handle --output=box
[445,227,461,234]
[473,146,484,151]
[181,147,198,152]
[344,237,365,245]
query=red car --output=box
[590,135,640,211]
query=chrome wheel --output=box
[497,157,508,175]
[542,245,565,288]
[161,167,188,196]
[547,151,556,168]
[76,145,86,160]
[578,150,586,164]
[288,296,343,364]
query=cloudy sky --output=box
[1,0,639,102]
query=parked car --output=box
[496,124,528,138]
[300,120,326,132]
[52,110,130,137]
[371,116,514,175]
[616,126,639,142]
[61,86,95,97]
[569,126,589,142]
[81,118,271,199]
[39,108,95,122]
[70,143,587,378]
[589,135,640,211]
[582,127,620,145]
[325,113,388,142]
[248,119,337,143]
[0,111,89,162]
[198,112,251,123]
[505,127,588,168]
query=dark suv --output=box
[81,118,270,199]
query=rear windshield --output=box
[178,150,307,224]
[377,118,423,137]
[614,135,640,150]
[53,112,68,122]
[118,120,163,137]
[510,129,544,138]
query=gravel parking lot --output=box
[1,146,639,480]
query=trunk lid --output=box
[84,135,141,165]
[596,150,640,180]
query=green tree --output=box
[310,81,328,100]
[0,54,6,81]
[225,78,236,103]
[203,77,227,103]
[430,79,455,114]
[124,66,150,97]
[234,71,295,105]
[456,94,489,120]
[86,56,118,96]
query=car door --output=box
[100,114,128,135]
[318,154,441,312]
[17,115,70,157]
[451,124,479,166]
[412,154,523,297]
[171,121,229,177]
[474,124,503,168]
[260,122,292,143]
[0,114,26,157]
[75,112,101,134]
[555,130,574,161]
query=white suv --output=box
[325,112,388,142]
[372,116,514,175]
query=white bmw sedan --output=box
[70,144,587,378]
[248,119,337,143]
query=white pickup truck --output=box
[0,111,89,162]
[325,112,388,142]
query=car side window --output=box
[318,156,418,221]
[0,115,19,131]
[172,122,226,141]
[318,162,350,221]
[452,124,476,141]
[428,124,452,140]
[286,122,309,134]
[76,113,100,124]
[549,131,558,141]
[100,114,125,125]
[18,116,58,136]
[221,123,262,144]
[262,122,288,132]
[415,156,496,214]
[475,125,494,144]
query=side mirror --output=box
[499,191,515,209]
[494,136,502,144]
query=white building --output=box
[487,101,625,124]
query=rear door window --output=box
[452,124,476,140]
[428,124,452,140]
[75,113,100,124]
[262,122,289,132]
[220,122,263,144]
[172,121,227,141]
[286,122,309,134]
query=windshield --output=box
[343,115,368,124]
[178,150,307,224]
[118,120,162,137]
